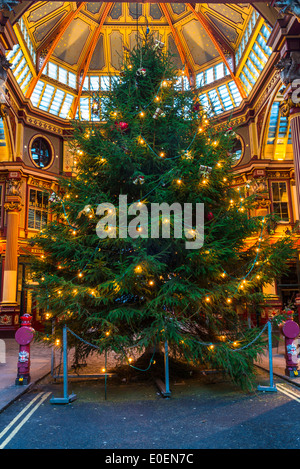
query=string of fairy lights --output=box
[39,53,277,360]
[43,160,268,308]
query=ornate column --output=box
[0,172,22,333]
[289,104,300,211]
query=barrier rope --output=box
[66,327,156,372]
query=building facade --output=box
[0,1,299,335]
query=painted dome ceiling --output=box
[20,2,252,71]
[7,2,258,119]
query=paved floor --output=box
[1,334,300,413]
[1,371,300,449]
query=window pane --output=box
[205,67,214,85]
[48,62,58,80]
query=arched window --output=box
[264,94,293,160]
[30,136,53,168]
[231,134,244,166]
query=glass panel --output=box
[48,62,58,80]
[215,63,224,80]
[196,72,204,88]
[29,189,36,206]
[68,72,77,88]
[39,84,55,111]
[59,94,73,119]
[31,137,52,167]
[90,76,100,91]
[205,67,214,85]
[58,67,68,84]
[218,85,233,110]
[28,189,48,229]
[101,76,110,91]
[267,102,280,144]
[49,89,65,115]
[28,208,35,229]
[207,89,223,114]
[80,97,89,120]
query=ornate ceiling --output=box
[7,2,257,118]
[23,3,252,75]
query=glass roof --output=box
[6,2,272,120]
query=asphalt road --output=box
[0,369,300,451]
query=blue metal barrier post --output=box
[257,321,277,392]
[164,341,171,397]
[50,325,77,404]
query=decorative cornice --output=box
[25,116,64,135]
[279,96,300,116]
[27,175,54,191]
[4,200,22,212]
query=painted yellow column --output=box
[0,173,22,333]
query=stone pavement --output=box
[0,338,53,412]
[1,335,300,413]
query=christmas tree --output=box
[31,35,295,390]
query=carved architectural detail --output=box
[26,117,63,135]
[7,178,21,196]
[0,0,19,12]
[0,55,11,105]
[276,51,300,86]
[4,201,22,212]
[279,97,300,116]
[273,1,300,18]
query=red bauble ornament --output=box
[192,102,200,112]
[115,121,129,132]
[206,212,214,221]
